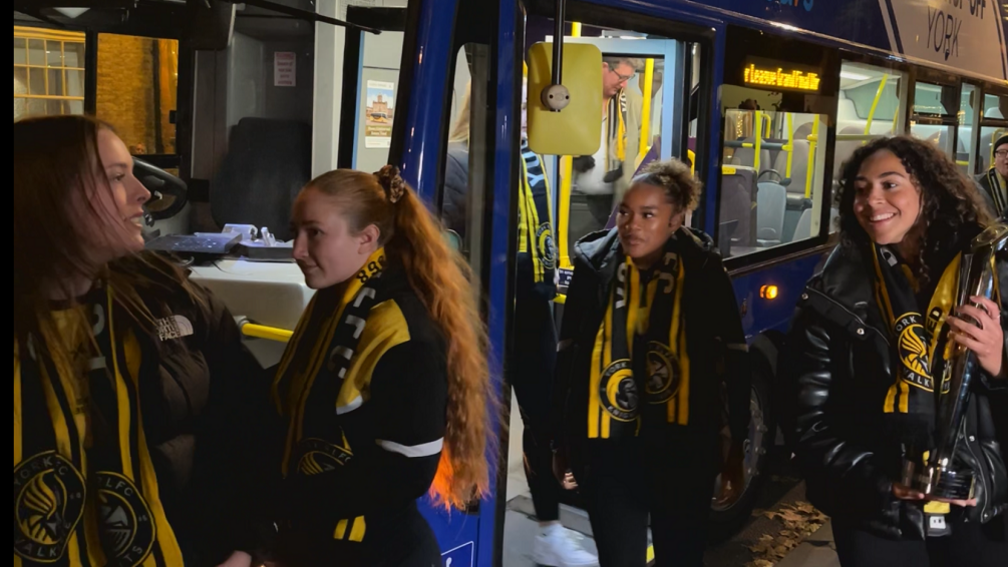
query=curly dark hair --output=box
[835,135,991,282]
[631,157,702,213]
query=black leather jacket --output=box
[785,239,1008,540]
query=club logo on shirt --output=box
[13,451,86,563]
[645,342,679,404]
[96,472,155,566]
[599,359,639,421]
[295,438,353,476]
[536,223,556,270]
[895,313,933,391]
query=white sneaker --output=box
[532,524,599,567]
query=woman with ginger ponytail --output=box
[265,165,493,566]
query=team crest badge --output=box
[895,313,933,391]
[96,472,155,566]
[14,452,86,563]
[536,223,556,270]
[295,438,353,476]
[645,342,679,404]
[599,359,639,421]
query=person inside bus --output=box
[572,57,644,232]
[551,158,751,566]
[13,115,271,567]
[785,135,1007,567]
[267,165,494,566]
[975,133,1007,220]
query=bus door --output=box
[500,5,748,561]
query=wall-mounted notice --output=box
[365,80,395,148]
[274,52,296,87]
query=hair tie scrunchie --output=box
[374,164,406,204]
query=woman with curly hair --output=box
[785,135,1008,566]
[251,166,495,567]
[550,158,751,566]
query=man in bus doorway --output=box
[977,133,1007,220]
[573,57,644,231]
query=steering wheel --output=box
[134,158,188,222]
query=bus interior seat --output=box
[772,138,811,195]
[756,181,786,247]
[782,193,812,243]
[793,121,813,142]
[833,126,866,180]
[719,167,756,247]
[211,118,311,242]
[729,137,772,174]
[792,207,813,242]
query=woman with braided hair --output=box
[263,166,495,566]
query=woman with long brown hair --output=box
[266,165,494,566]
[13,115,271,566]
[786,135,1007,566]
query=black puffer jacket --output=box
[110,252,279,564]
[551,227,751,464]
[785,236,1008,540]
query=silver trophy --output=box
[903,222,1007,499]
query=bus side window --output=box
[715,29,835,257]
[833,62,908,235]
[977,92,1007,174]
[716,85,829,254]
[439,43,490,274]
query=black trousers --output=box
[833,515,1008,567]
[578,439,717,567]
[509,266,561,522]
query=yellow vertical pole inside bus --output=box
[805,119,819,198]
[557,22,581,280]
[785,112,794,178]
[754,110,763,172]
[864,74,888,139]
[638,58,654,165]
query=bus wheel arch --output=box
[708,332,779,542]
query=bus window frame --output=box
[715,25,842,276]
[975,83,1008,176]
[524,0,718,254]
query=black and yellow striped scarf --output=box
[518,140,556,288]
[271,248,390,542]
[588,235,689,439]
[14,285,183,567]
[986,168,1007,218]
[606,90,628,169]
[871,244,963,477]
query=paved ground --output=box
[502,449,842,566]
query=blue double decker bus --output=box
[14,0,1006,564]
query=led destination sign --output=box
[742,60,821,92]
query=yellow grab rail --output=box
[238,320,294,342]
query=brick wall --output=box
[95,35,177,155]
